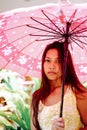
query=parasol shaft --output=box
[59,22,70,117]
[59,43,68,117]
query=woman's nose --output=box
[49,62,55,69]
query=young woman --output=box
[30,41,87,130]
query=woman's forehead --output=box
[45,49,61,59]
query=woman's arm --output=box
[76,89,87,130]
[30,102,37,130]
[30,119,37,130]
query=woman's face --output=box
[43,48,62,81]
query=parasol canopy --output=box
[0,2,87,82]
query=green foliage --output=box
[0,97,31,130]
[0,69,32,130]
[9,100,30,130]
[0,111,16,130]
[82,82,87,88]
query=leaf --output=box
[1,79,13,90]
[0,114,16,130]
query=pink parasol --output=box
[0,2,87,81]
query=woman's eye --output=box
[45,59,50,62]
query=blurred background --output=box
[0,0,87,13]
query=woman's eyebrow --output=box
[45,57,61,59]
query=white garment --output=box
[38,87,82,130]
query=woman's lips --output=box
[48,71,56,75]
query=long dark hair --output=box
[31,41,85,130]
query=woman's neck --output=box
[49,78,62,89]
